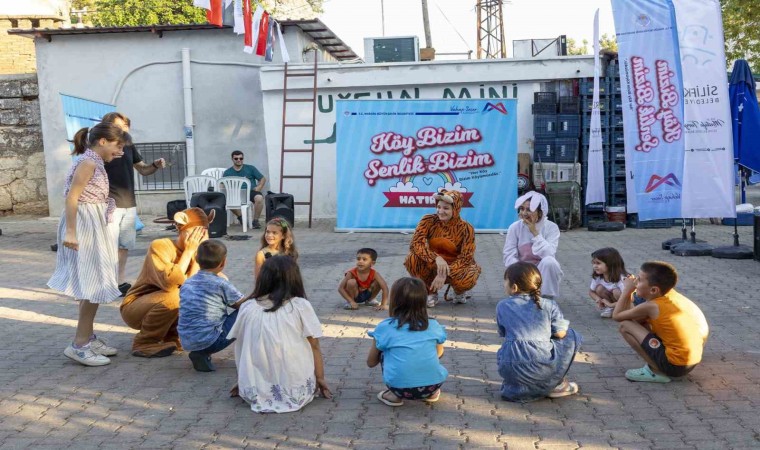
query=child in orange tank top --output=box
[338,248,390,310]
[612,261,708,383]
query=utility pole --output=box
[381,0,385,36]
[420,0,435,60]
[476,0,507,59]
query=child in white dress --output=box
[228,255,331,413]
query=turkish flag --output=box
[255,11,269,56]
[243,0,252,49]
[206,0,223,26]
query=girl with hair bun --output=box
[496,262,582,402]
[48,122,129,367]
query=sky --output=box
[320,0,617,59]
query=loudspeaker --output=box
[166,199,187,221]
[754,213,760,262]
[191,191,227,238]
[266,192,295,227]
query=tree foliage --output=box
[721,0,759,73]
[567,38,589,56]
[89,0,207,26]
[567,34,617,56]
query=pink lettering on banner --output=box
[630,56,660,152]
[427,150,494,172]
[654,60,683,143]
[635,105,659,152]
[416,125,481,149]
[364,156,425,186]
[656,108,683,143]
[369,132,416,156]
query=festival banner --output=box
[336,100,518,231]
[673,0,735,218]
[612,0,685,220]
[585,9,606,206]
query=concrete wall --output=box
[34,26,318,215]
[259,56,596,219]
[0,74,47,215]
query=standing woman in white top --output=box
[502,191,564,299]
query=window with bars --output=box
[135,142,187,191]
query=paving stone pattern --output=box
[0,216,759,449]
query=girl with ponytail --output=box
[496,262,582,402]
[48,121,129,367]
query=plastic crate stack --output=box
[580,59,625,226]
[533,92,581,167]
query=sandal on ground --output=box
[547,380,579,398]
[377,389,404,407]
[343,304,359,310]
[229,384,239,398]
[625,365,671,383]
[424,389,441,403]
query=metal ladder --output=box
[279,53,318,227]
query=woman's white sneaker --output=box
[426,293,439,308]
[89,335,118,356]
[64,343,111,366]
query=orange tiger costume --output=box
[404,190,481,295]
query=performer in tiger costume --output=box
[404,189,481,308]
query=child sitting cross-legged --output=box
[613,261,709,383]
[588,247,629,318]
[178,239,245,372]
[338,248,390,310]
[367,277,448,406]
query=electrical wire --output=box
[432,0,471,51]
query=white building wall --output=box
[259,56,595,219]
[33,26,317,215]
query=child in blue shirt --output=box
[367,277,448,406]
[179,239,245,372]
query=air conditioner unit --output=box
[364,36,420,63]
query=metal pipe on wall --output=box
[181,48,196,176]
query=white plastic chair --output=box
[217,176,252,232]
[201,167,226,180]
[183,175,216,206]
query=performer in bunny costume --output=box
[502,191,563,298]
[120,208,214,357]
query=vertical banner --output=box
[586,9,606,205]
[612,0,685,220]
[674,0,735,218]
[336,100,518,231]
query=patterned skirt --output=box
[47,203,121,303]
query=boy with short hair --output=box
[338,248,390,311]
[179,239,245,372]
[613,261,708,383]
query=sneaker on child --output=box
[453,292,467,304]
[64,343,111,366]
[426,292,438,308]
[89,335,117,356]
[366,298,380,307]
[600,306,614,318]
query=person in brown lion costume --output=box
[404,189,481,308]
[121,207,213,357]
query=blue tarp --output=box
[60,94,116,145]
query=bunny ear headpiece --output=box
[514,191,548,214]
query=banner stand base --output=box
[670,241,713,257]
[711,244,754,259]
[662,237,706,250]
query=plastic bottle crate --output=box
[609,79,621,95]
[533,138,555,162]
[611,97,623,112]
[610,146,625,161]
[554,138,580,163]
[557,114,581,137]
[607,180,627,196]
[579,78,609,96]
[627,214,673,229]
[610,113,624,127]
[583,210,607,226]
[558,96,580,114]
[583,97,609,112]
[534,92,558,104]
[607,163,626,178]
[532,103,557,114]
[610,131,625,145]
[606,60,619,78]
[533,114,557,137]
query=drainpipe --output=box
[181,48,196,176]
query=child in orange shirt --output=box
[613,261,708,383]
[338,248,389,310]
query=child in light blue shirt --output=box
[367,277,448,406]
[179,239,245,372]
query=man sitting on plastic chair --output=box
[223,150,266,229]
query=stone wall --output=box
[0,17,61,74]
[0,74,47,215]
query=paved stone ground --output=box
[0,213,759,450]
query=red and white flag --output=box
[206,0,223,26]
[233,0,244,34]
[246,5,264,54]
[255,11,270,56]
